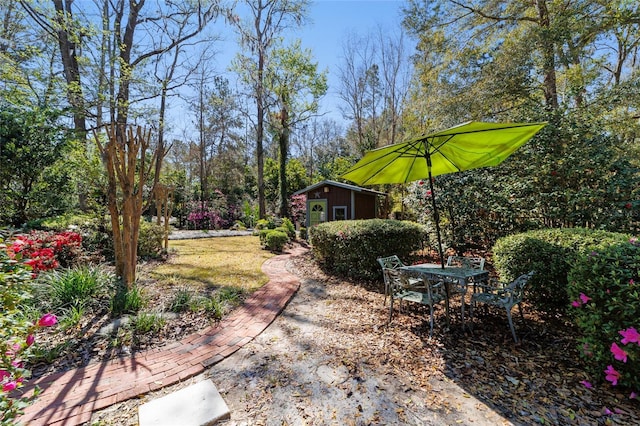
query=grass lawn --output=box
[149,235,275,292]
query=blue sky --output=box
[296,0,410,120]
[172,1,412,138]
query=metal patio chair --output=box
[469,271,535,342]
[387,268,447,337]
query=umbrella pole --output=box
[426,160,445,270]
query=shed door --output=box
[309,200,327,227]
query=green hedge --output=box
[492,228,631,314]
[309,219,427,280]
[567,238,639,391]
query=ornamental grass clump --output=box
[568,237,640,395]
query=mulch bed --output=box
[291,249,639,426]
[29,243,639,425]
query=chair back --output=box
[446,255,485,270]
[377,255,406,270]
[383,267,404,288]
[505,271,535,304]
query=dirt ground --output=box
[89,250,511,426]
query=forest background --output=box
[1,0,639,255]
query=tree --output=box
[93,125,157,288]
[0,105,74,225]
[231,0,310,219]
[337,26,411,154]
[265,39,327,217]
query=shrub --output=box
[281,218,296,240]
[5,230,84,272]
[137,221,164,259]
[255,217,276,231]
[567,238,640,393]
[299,227,307,240]
[309,219,427,281]
[1,236,58,423]
[492,228,631,314]
[265,230,288,252]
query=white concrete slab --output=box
[138,380,230,426]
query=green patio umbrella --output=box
[340,121,546,267]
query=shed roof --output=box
[293,180,387,196]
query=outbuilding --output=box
[293,180,387,228]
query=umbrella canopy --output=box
[341,121,546,185]
[341,121,546,267]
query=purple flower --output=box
[580,380,593,389]
[571,300,581,308]
[604,365,621,386]
[2,381,17,392]
[579,293,591,304]
[26,334,35,347]
[37,313,57,327]
[619,327,640,345]
[611,342,628,363]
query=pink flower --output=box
[571,300,581,308]
[630,279,635,286]
[619,328,640,345]
[580,380,593,389]
[604,407,613,415]
[604,365,621,385]
[579,293,591,304]
[611,343,628,363]
[37,313,57,327]
[0,370,9,381]
[2,381,17,393]
[26,334,35,347]
[630,392,638,399]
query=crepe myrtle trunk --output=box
[95,124,157,288]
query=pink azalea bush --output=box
[568,237,639,396]
[1,238,58,422]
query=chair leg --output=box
[388,296,394,323]
[517,303,524,322]
[505,308,518,342]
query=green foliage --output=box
[0,105,76,226]
[299,226,308,240]
[493,228,631,314]
[255,217,276,231]
[281,218,296,240]
[241,201,259,228]
[58,305,85,332]
[36,266,113,311]
[132,311,166,334]
[167,288,194,313]
[265,230,289,252]
[137,221,165,259]
[309,219,427,280]
[110,285,145,317]
[567,239,640,391]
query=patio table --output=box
[400,264,489,329]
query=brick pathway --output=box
[19,246,306,426]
